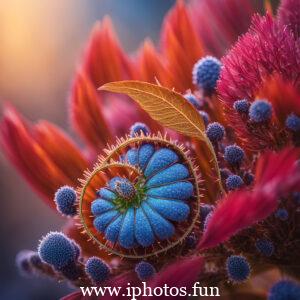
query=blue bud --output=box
[200,204,214,222]
[226,175,244,191]
[249,100,272,123]
[233,99,250,114]
[193,56,221,93]
[135,261,156,281]
[54,186,77,217]
[275,208,288,221]
[292,192,300,205]
[16,250,35,277]
[224,145,245,166]
[244,172,254,185]
[38,232,76,269]
[206,122,225,142]
[220,168,231,180]
[114,178,136,200]
[184,93,201,110]
[268,280,300,300]
[285,113,300,132]
[130,122,150,137]
[255,239,274,257]
[85,257,110,284]
[199,110,210,126]
[226,255,250,283]
[203,211,213,231]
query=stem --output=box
[204,135,225,196]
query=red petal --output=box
[82,17,136,88]
[137,39,171,86]
[189,0,262,56]
[0,105,88,208]
[198,148,300,250]
[145,256,204,300]
[160,0,204,92]
[278,0,300,38]
[70,70,113,149]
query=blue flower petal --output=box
[147,181,194,200]
[146,163,190,188]
[97,188,117,201]
[105,215,123,243]
[118,208,135,249]
[142,202,174,240]
[91,199,115,216]
[134,207,155,247]
[126,149,139,165]
[144,148,179,177]
[93,210,119,232]
[146,197,190,222]
[138,144,155,170]
[108,177,123,190]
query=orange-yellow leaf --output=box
[99,80,206,139]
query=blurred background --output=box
[0,1,175,299]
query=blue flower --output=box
[85,257,110,284]
[275,209,288,221]
[38,232,76,269]
[268,280,300,300]
[224,145,245,166]
[91,143,194,249]
[233,99,250,114]
[192,56,221,93]
[226,255,250,283]
[226,175,244,191]
[249,100,272,123]
[285,113,300,132]
[255,239,274,257]
[199,111,210,126]
[206,122,225,142]
[130,122,150,137]
[184,93,201,110]
[135,261,156,281]
[54,186,77,216]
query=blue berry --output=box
[85,257,110,284]
[244,172,254,185]
[226,175,244,191]
[54,186,77,216]
[200,204,214,222]
[130,122,150,137]
[224,145,245,166]
[268,280,300,300]
[233,99,250,114]
[292,192,300,205]
[226,255,250,283]
[192,56,221,93]
[285,113,300,132]
[206,122,225,142]
[199,110,210,126]
[135,261,156,281]
[249,100,272,123]
[275,209,288,221]
[220,168,231,180]
[38,232,76,269]
[255,239,274,257]
[16,250,34,276]
[114,178,136,200]
[185,233,197,248]
[184,93,201,110]
[203,211,213,231]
